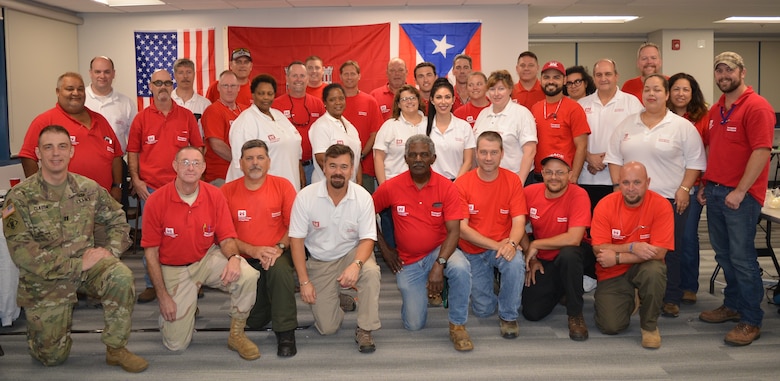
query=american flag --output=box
[134,28,216,110]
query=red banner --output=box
[227,23,390,94]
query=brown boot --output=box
[136,287,156,303]
[724,322,760,346]
[106,346,148,373]
[568,314,589,341]
[640,328,661,349]
[448,322,474,352]
[228,318,260,360]
[699,305,740,323]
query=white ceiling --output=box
[25,0,780,36]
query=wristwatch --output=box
[276,242,286,251]
[436,257,448,267]
[354,259,364,269]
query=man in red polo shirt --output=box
[511,51,545,110]
[591,161,673,349]
[128,69,204,303]
[272,61,325,186]
[340,60,384,193]
[530,60,590,184]
[621,43,663,103]
[373,134,473,352]
[202,70,247,186]
[370,57,408,121]
[19,72,123,201]
[143,146,260,360]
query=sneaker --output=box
[449,323,474,351]
[136,287,156,303]
[355,327,376,353]
[724,322,761,346]
[641,328,661,349]
[568,314,589,341]
[106,346,148,373]
[583,275,598,293]
[428,293,443,307]
[681,290,697,305]
[699,305,740,323]
[499,318,519,339]
[662,303,680,318]
[339,293,356,312]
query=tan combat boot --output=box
[449,322,474,352]
[228,318,261,360]
[106,346,148,373]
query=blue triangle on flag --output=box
[400,22,480,77]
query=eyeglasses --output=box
[542,169,569,178]
[565,79,584,87]
[399,96,418,103]
[178,159,203,168]
[151,80,174,87]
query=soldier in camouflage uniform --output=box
[2,125,148,373]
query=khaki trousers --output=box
[594,260,667,333]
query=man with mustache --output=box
[289,144,380,353]
[19,72,123,202]
[697,52,776,346]
[171,58,211,136]
[370,57,408,121]
[621,43,664,103]
[128,69,204,303]
[373,134,473,351]
[529,60,590,184]
[222,139,298,357]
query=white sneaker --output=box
[583,275,597,293]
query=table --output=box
[709,207,780,294]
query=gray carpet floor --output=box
[1,224,780,380]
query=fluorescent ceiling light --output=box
[540,16,638,24]
[93,0,165,6]
[716,16,780,23]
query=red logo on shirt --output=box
[529,207,538,219]
[237,210,251,222]
[396,205,408,216]
[312,221,320,228]
[268,134,280,143]
[70,136,79,146]
[146,135,158,144]
[395,139,404,146]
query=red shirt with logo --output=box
[524,183,591,261]
[369,84,396,121]
[511,79,545,110]
[142,181,237,265]
[202,101,246,182]
[344,91,384,177]
[20,104,123,190]
[531,97,591,172]
[454,102,490,128]
[272,94,325,161]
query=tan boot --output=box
[448,322,474,352]
[228,318,261,360]
[106,346,148,373]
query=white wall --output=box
[650,29,714,105]
[76,5,529,106]
[5,8,77,155]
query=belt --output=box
[163,262,195,267]
[302,160,313,166]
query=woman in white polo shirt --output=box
[309,83,362,185]
[425,77,475,181]
[373,84,427,185]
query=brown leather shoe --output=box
[339,293,356,312]
[499,318,519,339]
[699,305,740,323]
[136,287,156,303]
[662,302,680,318]
[449,322,474,351]
[641,328,661,349]
[681,290,697,305]
[568,314,589,341]
[428,293,443,307]
[355,327,376,353]
[724,322,760,346]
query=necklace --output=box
[544,98,563,120]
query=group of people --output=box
[2,42,776,373]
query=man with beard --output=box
[591,162,673,349]
[697,52,776,346]
[529,61,590,184]
[521,153,595,341]
[289,144,380,353]
[128,69,204,303]
[171,58,211,135]
[19,72,123,202]
[273,61,326,185]
[373,134,473,351]
[370,57,408,120]
[206,48,254,106]
[222,139,298,357]
[621,43,663,103]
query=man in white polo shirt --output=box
[289,144,381,353]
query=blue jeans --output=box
[465,249,525,321]
[680,185,704,293]
[303,162,314,186]
[704,183,764,326]
[396,247,471,330]
[663,197,689,305]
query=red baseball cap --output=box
[541,60,566,76]
[541,152,571,168]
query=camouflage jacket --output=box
[2,172,131,307]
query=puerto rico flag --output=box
[399,22,481,82]
[134,28,216,110]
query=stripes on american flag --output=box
[134,28,216,110]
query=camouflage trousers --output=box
[159,245,259,351]
[25,256,135,366]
